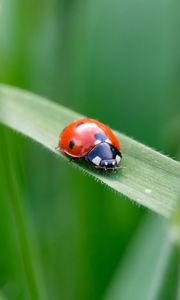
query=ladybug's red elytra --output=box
[58,118,122,170]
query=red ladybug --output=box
[58,118,122,170]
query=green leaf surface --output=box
[0,84,180,217]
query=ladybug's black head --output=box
[86,142,122,170]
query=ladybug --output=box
[57,118,122,170]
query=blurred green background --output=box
[0,0,180,299]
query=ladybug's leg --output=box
[55,146,60,151]
[69,156,84,163]
[118,150,123,158]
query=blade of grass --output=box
[0,294,7,300]
[170,198,180,300]
[0,84,180,217]
[105,198,180,300]
[103,215,171,300]
[0,128,46,300]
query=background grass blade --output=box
[0,84,180,217]
[0,294,7,300]
[103,215,178,300]
[0,128,46,300]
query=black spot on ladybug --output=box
[69,140,75,149]
[94,133,107,141]
[76,122,84,128]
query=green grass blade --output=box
[0,84,180,217]
[0,128,45,300]
[0,294,7,300]
[170,198,180,300]
[104,199,180,300]
[103,215,171,300]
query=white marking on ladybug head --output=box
[92,156,101,166]
[104,161,108,166]
[116,155,121,164]
[105,139,112,144]
[112,161,115,165]
[95,140,101,145]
